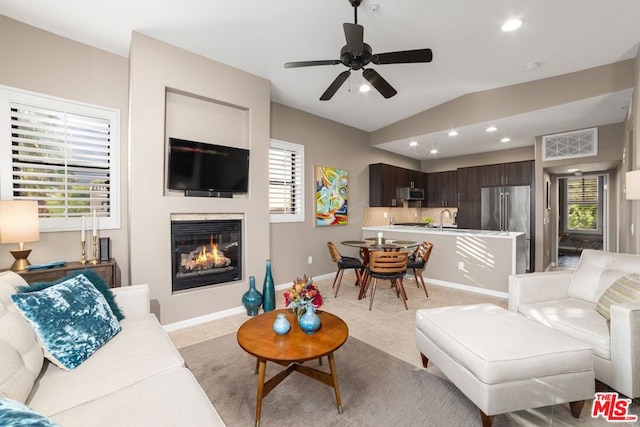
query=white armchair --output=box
[509,250,640,398]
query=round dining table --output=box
[341,238,419,253]
[340,238,419,300]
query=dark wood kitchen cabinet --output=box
[456,200,481,230]
[369,163,427,207]
[426,170,457,207]
[480,161,533,187]
[456,166,481,201]
[455,167,481,229]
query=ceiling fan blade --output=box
[372,48,433,65]
[320,70,351,101]
[362,68,397,99]
[285,60,341,68]
[343,23,364,54]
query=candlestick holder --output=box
[90,236,100,265]
[79,240,87,265]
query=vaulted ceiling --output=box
[2,0,639,159]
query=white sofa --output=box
[0,270,225,426]
[509,249,640,398]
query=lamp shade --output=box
[626,170,640,200]
[0,200,40,244]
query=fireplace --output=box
[171,219,242,292]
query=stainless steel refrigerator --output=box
[481,186,531,270]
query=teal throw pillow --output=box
[0,398,60,427]
[11,274,121,370]
[18,269,124,321]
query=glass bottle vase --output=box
[262,259,275,312]
[242,276,263,316]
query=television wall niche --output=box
[164,89,249,197]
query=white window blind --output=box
[0,87,120,232]
[269,139,304,223]
[566,176,600,232]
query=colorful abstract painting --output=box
[315,165,348,226]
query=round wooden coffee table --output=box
[237,309,349,427]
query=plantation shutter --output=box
[1,86,120,232]
[567,177,598,204]
[566,176,599,231]
[269,140,304,223]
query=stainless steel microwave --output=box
[398,187,425,200]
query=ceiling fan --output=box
[284,0,433,101]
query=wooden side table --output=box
[2,258,120,288]
[237,309,348,427]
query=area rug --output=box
[179,333,510,426]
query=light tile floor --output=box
[169,271,639,427]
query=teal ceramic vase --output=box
[272,313,291,335]
[262,260,275,312]
[242,276,262,316]
[298,304,321,334]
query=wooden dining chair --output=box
[327,242,365,297]
[364,250,409,310]
[407,242,433,297]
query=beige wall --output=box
[535,123,624,270]
[128,33,271,324]
[3,15,639,324]
[628,46,640,253]
[371,60,635,146]
[421,146,534,173]
[269,102,420,283]
[0,16,130,281]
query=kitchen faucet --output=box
[439,208,452,232]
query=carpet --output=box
[179,333,510,426]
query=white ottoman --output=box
[415,303,595,426]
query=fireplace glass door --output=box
[171,219,241,292]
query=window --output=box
[565,176,600,232]
[0,86,120,232]
[269,139,304,223]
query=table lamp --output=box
[626,170,640,200]
[0,200,40,271]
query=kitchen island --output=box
[361,226,527,296]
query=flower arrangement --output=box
[284,275,323,319]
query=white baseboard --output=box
[163,272,506,332]
[421,276,508,299]
[162,272,337,332]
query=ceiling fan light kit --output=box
[284,0,433,101]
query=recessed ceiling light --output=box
[486,126,498,132]
[430,148,438,154]
[448,130,458,137]
[567,168,579,173]
[500,137,511,143]
[524,62,540,70]
[359,84,371,93]
[409,140,418,147]
[501,19,523,32]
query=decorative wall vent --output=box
[542,127,598,161]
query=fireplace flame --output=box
[184,235,231,271]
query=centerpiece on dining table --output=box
[283,275,323,334]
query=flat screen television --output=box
[167,138,249,195]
